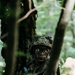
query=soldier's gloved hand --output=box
[23,67,28,73]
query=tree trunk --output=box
[0,0,37,75]
[4,0,20,75]
[71,11,75,48]
[71,25,75,48]
[44,0,75,75]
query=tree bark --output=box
[44,0,75,75]
[4,0,21,75]
[1,0,37,75]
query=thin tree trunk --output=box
[44,0,75,75]
[4,0,20,75]
[71,22,75,48]
[70,11,75,48]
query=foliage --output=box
[33,0,61,36]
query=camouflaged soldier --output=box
[25,36,53,75]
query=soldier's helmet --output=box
[30,35,52,54]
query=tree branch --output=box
[44,0,75,75]
[17,0,50,24]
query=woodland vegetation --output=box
[0,0,75,75]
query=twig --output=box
[17,0,50,24]
[28,0,32,10]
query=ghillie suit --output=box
[20,36,53,75]
[21,36,60,75]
